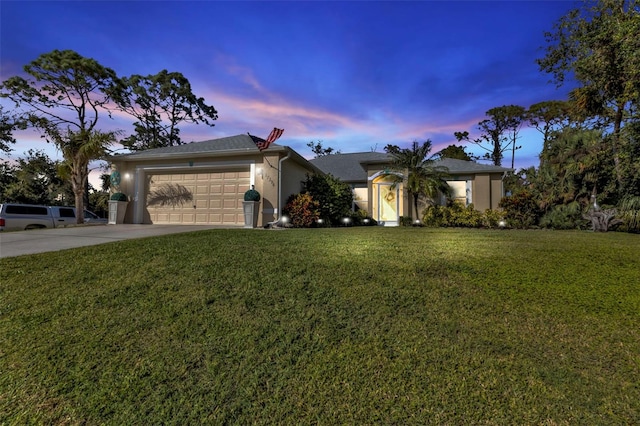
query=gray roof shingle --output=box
[310,152,511,182]
[109,134,277,160]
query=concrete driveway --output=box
[0,224,237,259]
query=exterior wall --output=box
[280,156,310,214]
[489,173,505,210]
[471,174,491,211]
[470,173,504,211]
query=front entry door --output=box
[378,183,399,226]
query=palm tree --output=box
[384,140,451,220]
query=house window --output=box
[352,187,368,212]
[448,181,471,206]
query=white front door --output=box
[377,183,399,226]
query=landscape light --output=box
[342,217,350,225]
[317,218,324,224]
[498,220,506,228]
[363,218,369,224]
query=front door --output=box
[377,183,399,226]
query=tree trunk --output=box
[611,102,624,192]
[71,160,88,224]
[583,209,622,232]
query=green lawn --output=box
[1,228,639,424]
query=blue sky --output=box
[1,0,579,175]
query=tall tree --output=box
[537,0,640,191]
[0,50,118,223]
[307,140,340,157]
[436,144,473,161]
[1,150,71,205]
[0,105,27,153]
[455,105,526,167]
[534,127,616,210]
[384,140,450,219]
[527,100,571,154]
[113,70,218,150]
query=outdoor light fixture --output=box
[124,172,131,180]
[342,217,351,226]
[498,220,506,228]
[281,216,289,224]
[317,218,324,224]
[363,218,369,224]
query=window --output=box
[59,208,76,218]
[6,205,49,215]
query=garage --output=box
[108,134,322,227]
[146,169,250,225]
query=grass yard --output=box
[1,228,639,424]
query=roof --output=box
[309,152,390,182]
[108,134,277,161]
[310,152,512,182]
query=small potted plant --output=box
[242,186,261,228]
[108,192,129,224]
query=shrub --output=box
[422,202,503,228]
[283,193,320,228]
[422,205,446,227]
[539,202,588,230]
[243,186,261,202]
[618,196,640,233]
[498,190,541,228]
[399,216,414,227]
[110,192,128,202]
[482,209,505,229]
[303,174,353,225]
[427,201,483,227]
[349,209,377,226]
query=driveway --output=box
[0,224,238,258]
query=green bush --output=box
[482,209,505,229]
[498,190,541,228]
[539,202,588,230]
[243,187,261,202]
[283,193,320,228]
[110,192,128,202]
[422,202,503,228]
[399,216,414,227]
[349,209,377,226]
[303,174,353,225]
[422,201,483,228]
[617,196,640,233]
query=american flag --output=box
[249,128,284,151]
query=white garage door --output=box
[146,169,250,225]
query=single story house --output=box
[108,135,511,227]
[310,152,511,226]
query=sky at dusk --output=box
[1,0,581,181]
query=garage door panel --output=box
[147,169,248,225]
